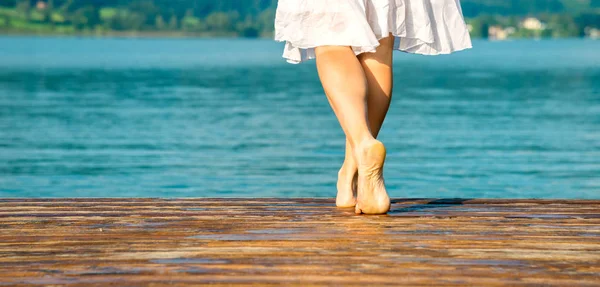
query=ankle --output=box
[355,137,378,151]
[338,163,357,177]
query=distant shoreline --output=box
[0,30,275,39]
[2,31,598,41]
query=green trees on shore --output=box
[0,0,598,38]
[467,13,600,38]
[0,0,278,36]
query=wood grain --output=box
[0,198,599,286]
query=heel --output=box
[366,140,386,164]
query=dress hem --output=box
[275,33,473,64]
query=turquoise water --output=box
[0,37,599,199]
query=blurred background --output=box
[0,0,598,199]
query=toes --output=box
[354,204,362,215]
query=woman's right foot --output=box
[355,139,391,215]
[336,165,357,207]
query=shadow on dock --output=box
[389,198,472,215]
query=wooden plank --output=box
[0,198,598,286]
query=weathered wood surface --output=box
[0,198,599,286]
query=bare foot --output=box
[355,139,391,215]
[336,165,357,207]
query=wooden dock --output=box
[0,198,599,286]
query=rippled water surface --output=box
[1,37,599,198]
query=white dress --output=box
[274,0,473,64]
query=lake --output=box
[0,37,598,199]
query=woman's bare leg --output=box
[362,34,394,137]
[315,45,390,214]
[337,35,395,210]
